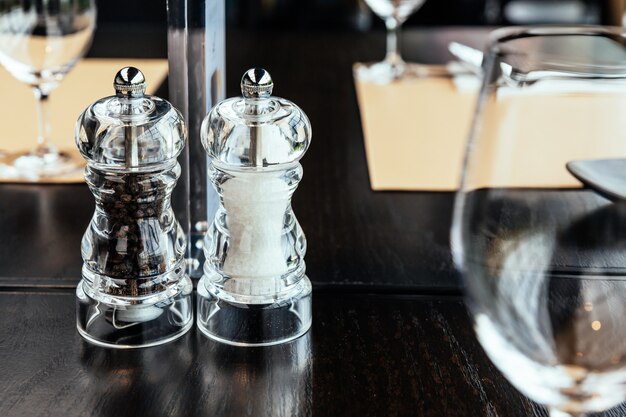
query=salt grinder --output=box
[75,67,193,348]
[198,68,313,346]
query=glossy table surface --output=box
[1,26,624,417]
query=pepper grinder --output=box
[75,67,193,348]
[198,68,312,346]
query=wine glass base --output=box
[354,61,451,84]
[0,148,84,181]
[548,408,585,417]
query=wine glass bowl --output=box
[0,0,96,179]
[452,26,626,417]
[358,0,427,81]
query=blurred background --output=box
[97,0,625,30]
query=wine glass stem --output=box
[384,17,403,65]
[33,87,52,153]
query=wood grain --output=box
[0,291,571,417]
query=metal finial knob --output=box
[241,68,273,99]
[114,67,147,98]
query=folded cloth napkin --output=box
[354,64,626,191]
[354,64,477,191]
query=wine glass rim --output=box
[482,25,626,81]
[488,25,626,46]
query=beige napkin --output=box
[355,71,477,191]
[355,71,626,191]
[0,58,169,183]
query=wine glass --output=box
[452,26,626,417]
[358,0,427,81]
[0,0,96,180]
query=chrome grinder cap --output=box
[114,67,147,98]
[241,68,273,99]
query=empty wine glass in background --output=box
[359,0,426,81]
[453,26,626,416]
[0,0,96,180]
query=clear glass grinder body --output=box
[75,67,193,348]
[197,68,313,346]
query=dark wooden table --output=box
[0,25,622,417]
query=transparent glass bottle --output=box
[198,68,313,346]
[75,67,193,348]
